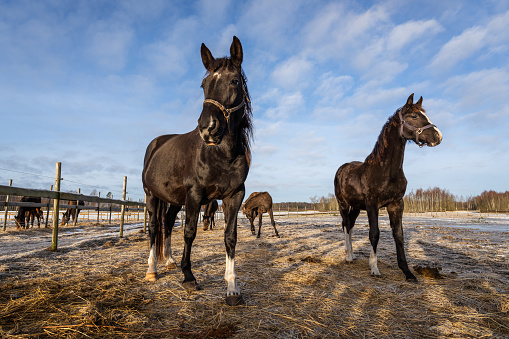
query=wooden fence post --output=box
[2,179,12,231]
[119,176,127,238]
[51,162,61,251]
[97,192,100,223]
[73,188,80,227]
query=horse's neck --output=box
[208,126,244,162]
[370,120,406,174]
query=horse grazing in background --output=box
[142,36,253,306]
[334,94,442,281]
[202,200,219,231]
[61,200,85,226]
[242,192,279,238]
[14,196,43,229]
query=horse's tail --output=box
[154,199,167,261]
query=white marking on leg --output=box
[147,244,157,275]
[344,228,355,262]
[370,247,381,276]
[224,255,240,296]
[163,237,177,268]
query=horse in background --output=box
[61,200,85,226]
[202,200,219,231]
[334,94,442,281]
[14,196,43,229]
[242,192,279,238]
[142,36,253,306]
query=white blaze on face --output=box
[420,110,432,124]
[420,110,443,145]
[224,255,240,296]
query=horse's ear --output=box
[416,96,423,108]
[406,93,414,107]
[230,36,243,69]
[201,43,215,71]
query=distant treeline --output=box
[274,188,509,213]
[404,188,509,213]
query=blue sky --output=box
[1,0,508,203]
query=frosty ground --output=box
[0,212,508,338]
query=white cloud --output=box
[240,0,305,50]
[386,19,443,52]
[271,57,313,89]
[314,73,354,105]
[143,17,199,77]
[441,68,509,110]
[263,90,305,120]
[302,3,390,62]
[430,11,509,71]
[429,26,487,70]
[87,21,133,71]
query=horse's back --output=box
[245,192,272,212]
[143,134,179,168]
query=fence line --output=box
[0,163,146,250]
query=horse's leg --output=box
[249,213,255,235]
[269,208,279,237]
[203,216,208,231]
[145,194,160,281]
[366,205,381,276]
[181,192,200,290]
[387,200,417,281]
[256,211,263,238]
[339,206,354,262]
[164,204,181,270]
[222,185,245,306]
[211,213,214,230]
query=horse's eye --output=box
[411,114,418,119]
[231,79,239,85]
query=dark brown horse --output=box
[142,36,252,306]
[14,196,43,229]
[61,200,85,226]
[242,192,279,238]
[334,94,442,281]
[202,200,219,231]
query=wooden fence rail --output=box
[0,174,146,251]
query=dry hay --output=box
[0,215,508,338]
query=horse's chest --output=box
[197,157,248,199]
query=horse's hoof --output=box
[406,275,418,283]
[145,273,157,282]
[182,280,201,292]
[225,294,244,306]
[166,262,177,270]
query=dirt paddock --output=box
[1,213,508,338]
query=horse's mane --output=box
[364,109,401,165]
[203,57,253,162]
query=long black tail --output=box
[155,199,167,261]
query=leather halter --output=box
[203,98,245,126]
[203,79,249,126]
[398,109,436,147]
